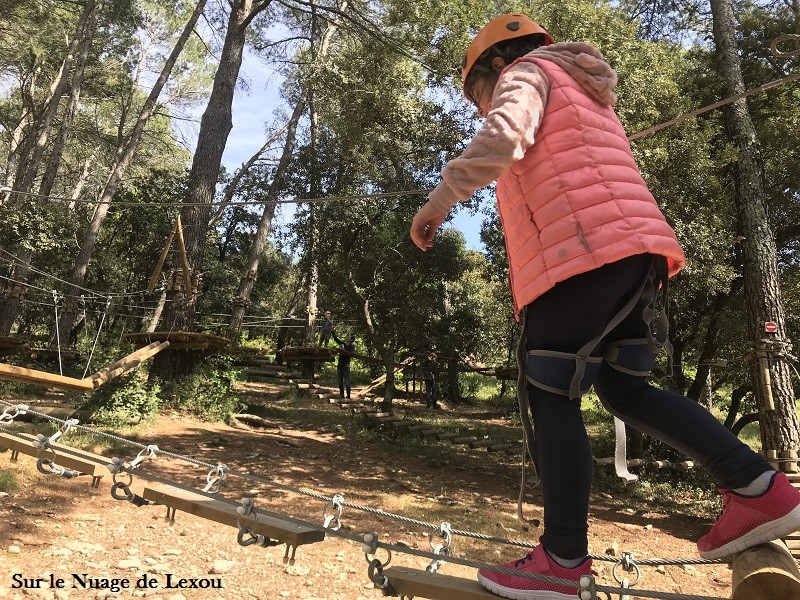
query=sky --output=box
[213,50,487,252]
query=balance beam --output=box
[0,432,107,487]
[141,482,325,548]
[383,567,499,599]
[732,541,800,600]
[0,362,94,391]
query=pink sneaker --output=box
[477,544,592,600]
[697,471,800,559]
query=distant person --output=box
[421,354,439,409]
[332,330,355,399]
[319,310,334,347]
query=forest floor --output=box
[0,375,738,600]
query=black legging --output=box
[525,254,772,559]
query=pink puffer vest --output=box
[496,57,686,315]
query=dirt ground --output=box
[0,377,736,600]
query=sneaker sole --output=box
[698,504,800,560]
[477,572,576,600]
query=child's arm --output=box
[429,61,550,213]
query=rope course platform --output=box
[125,331,229,353]
[277,345,337,362]
[27,347,79,363]
[0,335,27,358]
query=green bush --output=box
[160,356,243,422]
[82,373,162,426]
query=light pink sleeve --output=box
[427,61,550,213]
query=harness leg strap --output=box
[603,338,658,377]
[526,350,603,398]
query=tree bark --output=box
[711,0,800,454]
[710,0,800,457]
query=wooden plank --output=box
[732,541,800,600]
[0,432,108,477]
[383,567,499,600]
[141,482,324,547]
[0,362,94,391]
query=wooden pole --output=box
[147,219,178,295]
[173,215,193,297]
[732,541,800,600]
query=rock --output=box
[7,545,20,554]
[209,559,235,574]
[284,565,311,577]
[117,557,143,569]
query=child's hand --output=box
[410,202,447,251]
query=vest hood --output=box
[517,42,618,106]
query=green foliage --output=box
[82,373,162,426]
[0,469,19,493]
[159,356,243,422]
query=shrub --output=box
[160,356,243,422]
[82,373,162,426]
[0,469,19,492]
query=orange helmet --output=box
[461,14,553,89]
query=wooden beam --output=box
[173,215,193,296]
[383,567,499,600]
[732,541,800,600]
[0,362,94,391]
[0,432,107,486]
[141,482,325,547]
[89,341,170,387]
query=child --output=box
[319,310,334,347]
[410,13,800,600]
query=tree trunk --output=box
[146,289,167,333]
[150,0,272,382]
[686,293,728,402]
[710,0,800,458]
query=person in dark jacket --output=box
[332,330,355,399]
[319,310,334,346]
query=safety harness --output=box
[516,256,672,494]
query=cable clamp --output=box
[612,552,640,588]
[577,574,597,600]
[0,404,28,424]
[201,463,227,494]
[128,445,159,470]
[37,418,79,449]
[426,522,452,573]
[323,494,345,531]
